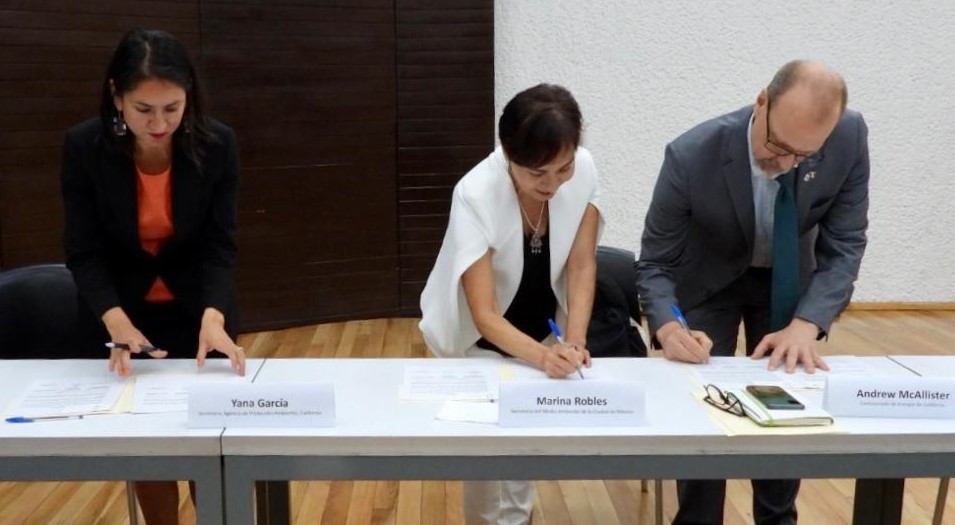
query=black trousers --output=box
[672,267,799,525]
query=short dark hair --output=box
[99,28,216,166]
[498,84,582,168]
[767,60,848,117]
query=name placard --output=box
[498,380,645,427]
[824,376,955,418]
[188,383,335,428]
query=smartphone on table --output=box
[745,385,805,410]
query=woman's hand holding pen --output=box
[539,342,592,379]
[102,307,168,377]
[541,319,591,378]
[657,321,712,364]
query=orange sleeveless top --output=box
[137,166,175,302]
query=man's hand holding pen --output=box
[658,304,713,364]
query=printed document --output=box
[4,378,125,417]
[401,365,491,401]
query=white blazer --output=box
[419,146,602,357]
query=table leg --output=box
[193,457,225,525]
[256,480,291,524]
[224,457,258,525]
[853,478,904,525]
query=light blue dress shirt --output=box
[746,113,784,268]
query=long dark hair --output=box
[99,28,216,166]
[498,84,582,168]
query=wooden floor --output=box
[2,311,955,524]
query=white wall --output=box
[495,0,955,302]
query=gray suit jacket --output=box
[636,105,869,337]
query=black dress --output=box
[475,233,557,355]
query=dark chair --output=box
[588,246,648,358]
[0,263,141,523]
[0,263,87,359]
[588,246,661,524]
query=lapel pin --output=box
[803,171,816,182]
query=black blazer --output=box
[61,117,239,333]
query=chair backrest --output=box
[0,263,86,359]
[587,246,648,358]
[595,246,642,321]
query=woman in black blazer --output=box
[61,28,244,524]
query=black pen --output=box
[105,342,161,354]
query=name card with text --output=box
[824,376,955,418]
[188,382,335,428]
[498,380,645,427]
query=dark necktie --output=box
[771,170,799,331]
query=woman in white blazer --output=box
[419,84,603,525]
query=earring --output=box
[111,110,127,136]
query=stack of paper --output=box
[3,361,256,421]
[4,378,126,418]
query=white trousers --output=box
[461,346,541,525]
[463,480,536,525]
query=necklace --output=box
[517,196,546,255]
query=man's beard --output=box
[756,158,788,178]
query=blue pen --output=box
[6,414,85,423]
[670,303,712,365]
[547,318,585,379]
[670,304,692,333]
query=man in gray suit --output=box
[636,60,869,524]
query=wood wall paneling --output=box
[396,0,495,315]
[201,0,400,330]
[0,0,494,329]
[0,2,201,267]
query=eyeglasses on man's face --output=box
[703,384,745,417]
[764,97,826,167]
